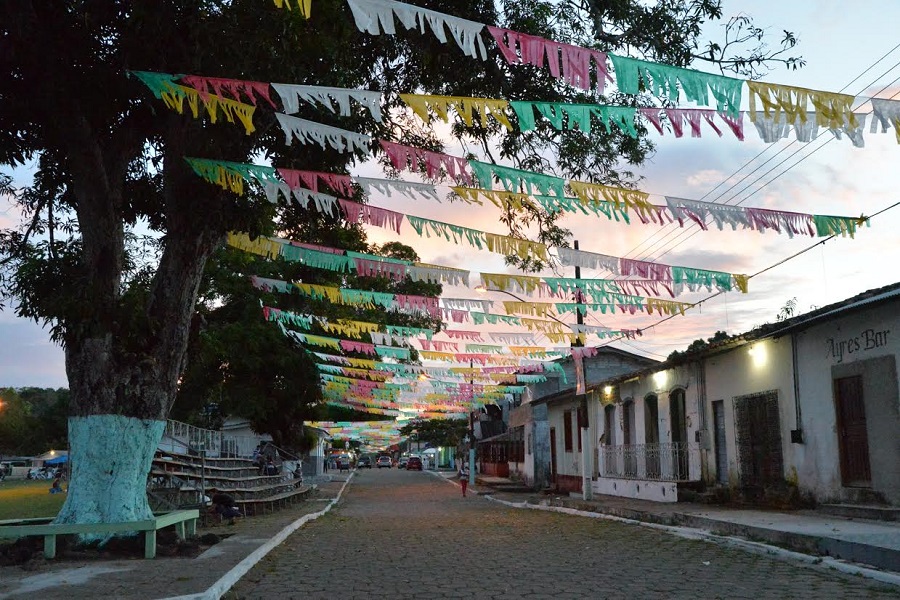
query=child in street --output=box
[459,463,469,497]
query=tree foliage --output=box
[666,330,730,361]
[0,388,69,455]
[399,418,469,449]
[0,1,802,523]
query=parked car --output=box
[397,456,409,469]
[337,456,352,471]
[376,456,393,469]
[406,456,423,471]
[357,456,373,468]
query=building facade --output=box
[590,283,900,505]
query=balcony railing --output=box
[600,442,698,482]
[165,420,222,456]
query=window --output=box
[563,410,573,452]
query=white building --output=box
[591,283,900,506]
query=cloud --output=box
[0,320,67,388]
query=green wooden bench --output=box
[0,509,199,559]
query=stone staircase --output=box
[147,450,312,517]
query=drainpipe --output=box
[791,333,803,443]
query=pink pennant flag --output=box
[450,309,468,323]
[291,241,344,254]
[486,27,608,92]
[444,330,483,341]
[570,346,598,360]
[338,200,404,234]
[617,303,642,315]
[639,108,665,134]
[180,75,277,108]
[481,366,517,373]
[353,257,408,281]
[619,258,672,281]
[378,140,473,185]
[340,339,376,355]
[277,169,354,196]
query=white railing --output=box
[600,442,698,482]
[221,435,264,458]
[165,420,223,457]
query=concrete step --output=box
[820,503,900,522]
[490,483,534,493]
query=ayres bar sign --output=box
[826,328,891,363]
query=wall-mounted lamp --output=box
[748,344,767,368]
[652,371,668,388]
[603,385,613,396]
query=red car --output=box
[406,456,423,471]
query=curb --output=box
[486,495,900,588]
[425,470,483,495]
[158,473,355,600]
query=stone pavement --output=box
[1,470,898,599]
[472,475,900,574]
[226,468,898,599]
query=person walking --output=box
[459,463,470,497]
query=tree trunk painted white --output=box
[54,415,166,534]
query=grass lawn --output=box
[0,479,67,521]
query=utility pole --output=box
[468,359,476,487]
[573,240,593,500]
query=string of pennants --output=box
[190,152,866,241]
[270,0,900,148]
[236,234,728,321]
[130,68,870,240]
[129,0,890,426]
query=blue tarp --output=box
[44,455,68,465]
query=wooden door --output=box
[645,396,660,479]
[835,376,872,488]
[713,400,728,484]
[549,427,557,484]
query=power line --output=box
[615,46,900,267]
[576,45,900,358]
[594,198,900,353]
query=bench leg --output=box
[44,534,57,559]
[145,529,157,559]
[187,518,197,536]
[175,521,186,540]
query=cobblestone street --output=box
[228,470,899,599]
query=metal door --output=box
[713,400,728,484]
[835,375,872,487]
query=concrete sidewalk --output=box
[0,475,352,600]
[475,480,900,574]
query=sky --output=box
[3,0,900,388]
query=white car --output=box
[376,456,393,468]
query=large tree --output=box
[0,1,799,527]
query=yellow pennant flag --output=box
[399,94,512,130]
[227,232,281,259]
[272,0,312,18]
[481,273,543,295]
[502,301,553,318]
[569,181,654,213]
[645,298,693,316]
[747,81,857,130]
